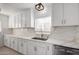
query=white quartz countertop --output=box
[5,34,53,44]
[5,34,79,49]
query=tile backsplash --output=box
[5,26,79,42]
[12,28,49,38]
[50,26,77,42]
[12,28,36,37]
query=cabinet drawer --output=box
[54,45,66,52]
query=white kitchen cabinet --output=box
[35,42,47,55]
[64,3,79,26]
[20,13,26,28]
[21,9,34,28]
[18,39,28,54]
[53,3,64,26]
[4,36,11,47]
[10,37,18,51]
[4,36,53,55]
[15,14,22,28]
[22,39,28,55]
[28,40,36,55]
[10,37,14,48]
[28,40,53,55]
[0,33,4,47]
[46,43,53,55]
[9,8,34,28]
[4,36,18,51]
[1,14,9,29]
[9,15,15,28]
[53,3,79,26]
[36,42,53,55]
[13,38,18,51]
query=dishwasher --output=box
[54,45,79,55]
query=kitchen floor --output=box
[0,46,21,55]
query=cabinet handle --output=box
[62,20,63,24]
[34,47,37,51]
[21,43,23,47]
[13,41,14,44]
[66,50,73,53]
[63,20,66,24]
[47,46,49,51]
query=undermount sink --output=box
[32,37,48,41]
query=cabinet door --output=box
[13,38,18,51]
[28,41,46,55]
[18,14,22,28]
[64,3,79,26]
[18,39,27,54]
[53,3,64,26]
[18,39,22,53]
[4,36,11,47]
[0,34,3,47]
[46,44,53,55]
[4,36,8,46]
[25,9,31,27]
[35,42,46,55]
[1,14,9,28]
[9,15,15,28]
[36,46,46,55]
[28,40,36,55]
[22,40,28,55]
[21,13,26,28]
[15,15,18,28]
[10,38,14,49]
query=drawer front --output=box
[54,45,66,52]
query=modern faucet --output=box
[47,35,50,39]
[40,34,44,38]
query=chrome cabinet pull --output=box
[21,43,23,47]
[13,41,14,44]
[63,20,66,24]
[47,46,49,51]
[62,20,63,24]
[34,47,37,51]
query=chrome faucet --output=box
[47,35,50,39]
[41,34,44,38]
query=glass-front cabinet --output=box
[8,8,34,28]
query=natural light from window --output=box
[35,16,51,34]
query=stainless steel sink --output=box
[32,37,47,41]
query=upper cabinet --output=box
[53,4,63,26]
[1,14,9,29]
[9,8,34,28]
[53,3,79,26]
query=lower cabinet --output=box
[28,40,36,55]
[4,36,11,47]
[35,45,47,55]
[18,39,28,54]
[0,34,4,47]
[46,43,53,55]
[28,40,53,55]
[4,36,53,55]
[10,37,18,51]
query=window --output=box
[35,16,51,34]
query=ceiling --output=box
[1,3,52,9]
[0,3,52,15]
[2,3,34,9]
